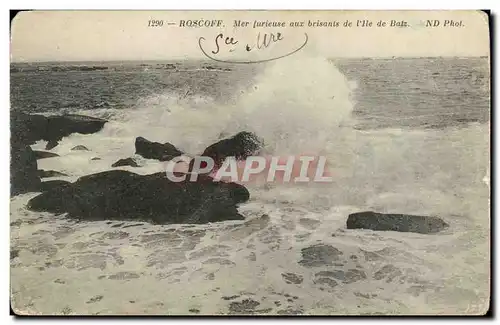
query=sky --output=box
[10,10,490,62]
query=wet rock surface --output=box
[193,131,263,171]
[346,211,449,234]
[135,137,183,161]
[11,144,41,196]
[27,170,249,225]
[11,112,107,149]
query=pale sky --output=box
[10,10,490,62]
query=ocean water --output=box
[10,56,490,315]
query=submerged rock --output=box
[11,144,41,196]
[34,150,59,160]
[299,244,343,268]
[346,211,449,234]
[27,170,249,225]
[111,157,140,168]
[11,112,107,149]
[135,137,183,161]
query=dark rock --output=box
[34,150,59,160]
[11,144,41,196]
[299,244,343,268]
[71,145,89,151]
[189,308,200,314]
[40,180,72,192]
[191,131,263,172]
[38,170,68,178]
[45,141,59,150]
[281,272,303,284]
[11,112,107,149]
[91,157,101,161]
[27,170,249,225]
[346,211,449,234]
[112,157,140,168]
[135,137,183,161]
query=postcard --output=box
[10,10,490,315]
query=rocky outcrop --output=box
[189,131,263,173]
[11,112,107,149]
[135,137,183,161]
[200,131,263,166]
[111,157,140,168]
[27,170,249,225]
[346,211,449,234]
[11,144,41,196]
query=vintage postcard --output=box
[10,10,490,315]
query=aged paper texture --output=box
[10,10,490,315]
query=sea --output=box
[10,56,490,315]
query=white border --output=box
[2,0,497,324]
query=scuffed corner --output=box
[474,10,490,26]
[10,300,31,316]
[473,10,491,44]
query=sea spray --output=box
[217,54,356,157]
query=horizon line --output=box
[10,55,490,64]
